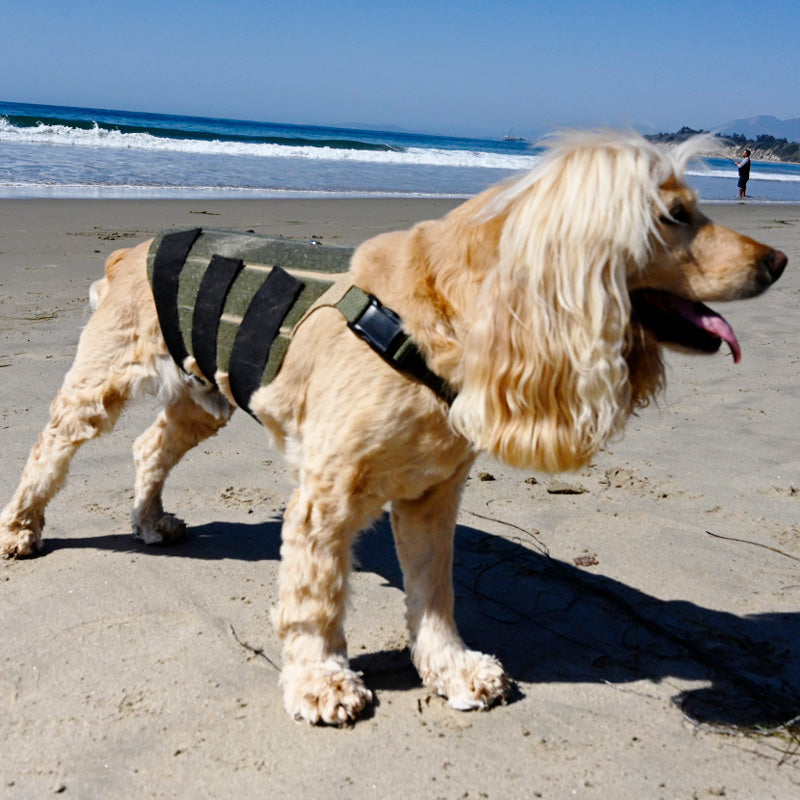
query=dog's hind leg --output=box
[0,339,132,558]
[131,392,231,544]
[272,473,382,724]
[390,460,512,710]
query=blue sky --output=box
[2,0,798,137]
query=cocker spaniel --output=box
[0,131,787,724]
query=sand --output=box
[1,198,799,799]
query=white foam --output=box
[686,165,800,183]
[0,119,538,170]
[0,182,470,200]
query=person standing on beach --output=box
[734,149,751,198]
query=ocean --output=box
[2,100,800,203]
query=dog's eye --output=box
[661,205,692,226]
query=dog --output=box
[0,131,787,724]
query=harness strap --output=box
[333,286,456,404]
[228,266,303,415]
[149,228,203,366]
[191,254,245,382]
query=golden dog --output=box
[0,131,787,724]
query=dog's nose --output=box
[763,249,788,284]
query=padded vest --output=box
[146,228,454,419]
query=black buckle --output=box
[349,296,406,357]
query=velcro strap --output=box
[191,254,245,383]
[150,228,202,365]
[228,266,304,416]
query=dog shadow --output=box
[47,513,800,729]
[352,517,800,729]
[46,516,285,561]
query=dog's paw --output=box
[281,659,373,725]
[132,513,187,545]
[0,525,42,558]
[421,649,512,711]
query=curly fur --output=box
[0,130,786,725]
[450,133,711,470]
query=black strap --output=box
[339,288,456,404]
[391,337,456,405]
[150,228,202,366]
[228,266,304,416]
[191,254,245,383]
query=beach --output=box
[1,198,799,798]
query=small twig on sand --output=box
[704,529,800,563]
[229,624,280,671]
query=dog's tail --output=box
[89,247,131,310]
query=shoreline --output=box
[2,188,799,205]
[0,189,475,201]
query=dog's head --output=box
[629,173,785,362]
[448,131,787,472]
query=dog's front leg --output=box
[272,481,379,724]
[391,461,512,710]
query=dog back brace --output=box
[146,228,454,418]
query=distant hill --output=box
[645,125,800,164]
[715,115,800,143]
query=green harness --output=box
[146,228,454,418]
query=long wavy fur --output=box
[448,131,707,472]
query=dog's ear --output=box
[449,136,663,471]
[449,253,632,472]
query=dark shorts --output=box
[738,176,748,189]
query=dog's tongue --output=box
[680,298,742,363]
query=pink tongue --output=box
[685,303,742,363]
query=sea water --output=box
[2,101,799,202]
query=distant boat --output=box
[503,127,527,142]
